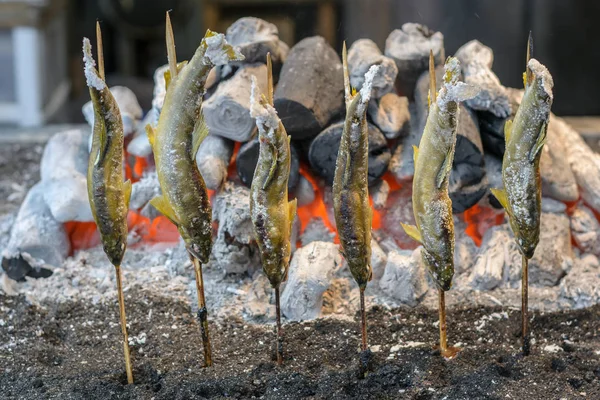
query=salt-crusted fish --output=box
[249,54,297,365]
[147,28,243,263]
[83,24,134,383]
[401,55,478,291]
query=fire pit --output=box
[2,16,600,399]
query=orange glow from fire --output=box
[463,204,505,246]
[297,166,338,242]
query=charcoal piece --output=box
[1,182,70,281]
[308,121,390,185]
[226,17,289,67]
[347,39,398,98]
[203,64,267,142]
[236,137,300,190]
[196,135,235,191]
[484,153,504,209]
[294,175,315,207]
[448,105,488,213]
[478,111,506,157]
[540,120,579,202]
[384,23,444,99]
[368,93,410,139]
[371,179,390,210]
[82,86,142,137]
[274,36,344,140]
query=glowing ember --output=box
[463,204,505,246]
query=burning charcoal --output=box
[40,129,93,222]
[211,182,261,274]
[379,248,428,307]
[454,235,477,276]
[196,135,234,190]
[559,254,600,309]
[127,109,157,158]
[455,40,510,119]
[542,197,567,214]
[478,87,522,157]
[370,239,388,280]
[236,137,299,190]
[203,64,267,142]
[468,224,520,290]
[152,64,169,115]
[274,36,344,140]
[384,23,444,99]
[530,213,572,287]
[368,93,410,139]
[308,121,390,185]
[553,116,600,214]
[484,153,504,209]
[570,204,600,256]
[293,175,316,207]
[371,179,390,211]
[226,17,288,67]
[129,172,161,210]
[347,39,398,98]
[539,118,579,202]
[448,105,488,213]
[1,182,70,280]
[382,185,418,250]
[82,86,142,137]
[300,218,335,246]
[280,241,342,321]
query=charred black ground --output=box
[1,289,599,400]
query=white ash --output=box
[454,235,477,276]
[82,38,106,91]
[368,93,410,139]
[347,39,398,98]
[210,182,260,274]
[570,204,600,256]
[379,247,428,307]
[541,197,567,214]
[243,271,275,321]
[370,179,390,210]
[540,120,578,202]
[529,212,572,287]
[454,40,510,118]
[280,241,342,321]
[293,175,315,207]
[559,254,600,309]
[195,135,234,191]
[129,172,161,211]
[82,86,142,137]
[127,110,157,158]
[300,218,335,247]
[388,102,421,182]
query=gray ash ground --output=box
[1,289,599,399]
[0,143,42,215]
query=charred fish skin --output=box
[333,60,380,289]
[401,57,478,291]
[249,71,297,289]
[148,31,244,263]
[83,38,131,267]
[492,59,553,259]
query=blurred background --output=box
[0,0,597,129]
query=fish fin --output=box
[401,223,422,244]
[412,145,419,165]
[529,120,548,162]
[150,195,180,226]
[123,179,132,209]
[164,61,188,90]
[436,149,453,189]
[342,41,352,106]
[288,198,297,235]
[504,119,512,142]
[429,50,436,106]
[192,111,210,159]
[145,124,156,149]
[262,141,278,190]
[490,188,510,212]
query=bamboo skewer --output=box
[521,254,530,356]
[165,11,178,80]
[359,287,368,352]
[191,254,213,367]
[115,265,134,384]
[275,287,283,365]
[95,21,105,81]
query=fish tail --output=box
[429,49,436,106]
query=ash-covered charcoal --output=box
[300,218,335,246]
[236,137,299,190]
[468,224,520,291]
[82,86,142,137]
[368,93,410,139]
[211,182,261,274]
[478,87,522,157]
[347,39,398,98]
[293,175,315,207]
[308,121,390,185]
[226,17,289,68]
[453,235,477,276]
[540,120,579,202]
[570,204,600,256]
[448,105,488,213]
[529,213,572,287]
[244,271,275,321]
[280,241,342,321]
[196,135,234,190]
[1,182,70,281]
[127,109,157,157]
[541,197,567,214]
[129,172,161,211]
[379,248,428,307]
[484,153,504,209]
[559,254,600,309]
[371,179,390,210]
[384,23,444,99]
[40,129,93,222]
[274,36,344,140]
[382,185,418,250]
[454,40,510,119]
[203,64,267,142]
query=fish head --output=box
[261,251,290,288]
[512,220,539,259]
[346,254,373,289]
[103,235,126,267]
[421,248,453,291]
[182,228,212,264]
